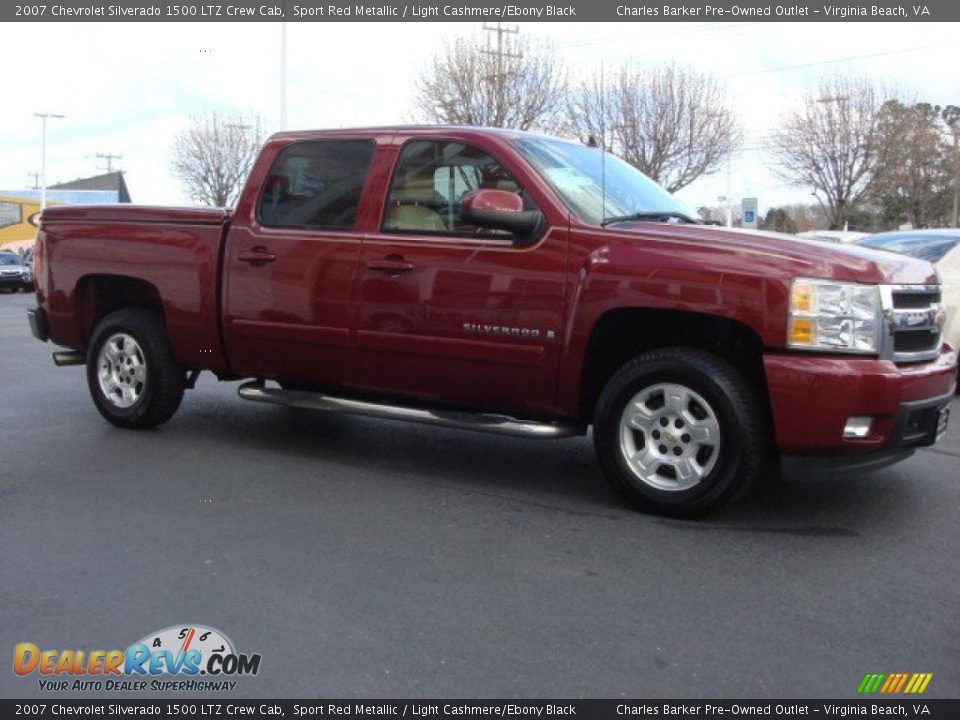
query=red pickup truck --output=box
[27,126,956,515]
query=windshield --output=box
[857,233,959,264]
[0,255,22,266]
[513,137,694,226]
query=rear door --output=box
[353,137,569,418]
[222,137,377,385]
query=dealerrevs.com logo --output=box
[13,625,261,692]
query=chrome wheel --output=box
[619,382,721,492]
[97,333,147,409]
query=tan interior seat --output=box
[387,173,446,232]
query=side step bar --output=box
[238,381,583,439]
[52,351,85,367]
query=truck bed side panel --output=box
[40,220,229,372]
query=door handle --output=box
[366,256,414,274]
[238,247,276,264]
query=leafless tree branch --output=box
[170,110,263,207]
[565,63,741,193]
[414,33,567,132]
[766,76,887,229]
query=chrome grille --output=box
[879,285,944,363]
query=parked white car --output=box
[798,230,870,244]
[855,229,960,360]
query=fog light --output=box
[843,416,873,438]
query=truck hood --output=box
[609,222,939,286]
[41,205,231,226]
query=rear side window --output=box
[257,140,375,229]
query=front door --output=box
[354,138,568,418]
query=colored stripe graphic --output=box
[857,672,932,694]
[904,674,933,694]
[893,674,909,693]
[858,674,885,694]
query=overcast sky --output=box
[1,21,957,214]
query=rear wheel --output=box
[86,309,185,429]
[593,348,765,517]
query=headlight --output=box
[787,279,881,353]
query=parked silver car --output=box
[0,251,32,292]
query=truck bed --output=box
[37,205,232,372]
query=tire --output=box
[86,308,185,429]
[593,347,765,517]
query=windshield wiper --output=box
[601,211,699,227]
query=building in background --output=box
[50,171,131,203]
[0,172,130,251]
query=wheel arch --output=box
[74,274,166,351]
[578,307,773,428]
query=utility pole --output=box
[944,107,960,228]
[27,172,40,190]
[34,112,66,212]
[96,151,123,173]
[482,22,520,123]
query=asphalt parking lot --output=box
[1,291,958,700]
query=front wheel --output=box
[86,309,185,429]
[593,348,765,517]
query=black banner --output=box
[4,0,959,23]
[2,700,959,719]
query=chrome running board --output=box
[238,381,582,439]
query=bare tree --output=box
[414,32,566,131]
[768,77,885,230]
[171,111,263,207]
[566,63,740,193]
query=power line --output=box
[723,41,954,78]
[555,22,755,49]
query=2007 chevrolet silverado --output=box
[27,127,956,515]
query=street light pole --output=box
[34,112,66,212]
[725,160,732,227]
[280,22,287,130]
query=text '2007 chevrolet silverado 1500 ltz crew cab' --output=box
[27,127,957,516]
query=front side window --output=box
[257,140,375,229]
[383,140,529,237]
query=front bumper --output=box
[764,344,956,455]
[0,273,25,288]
